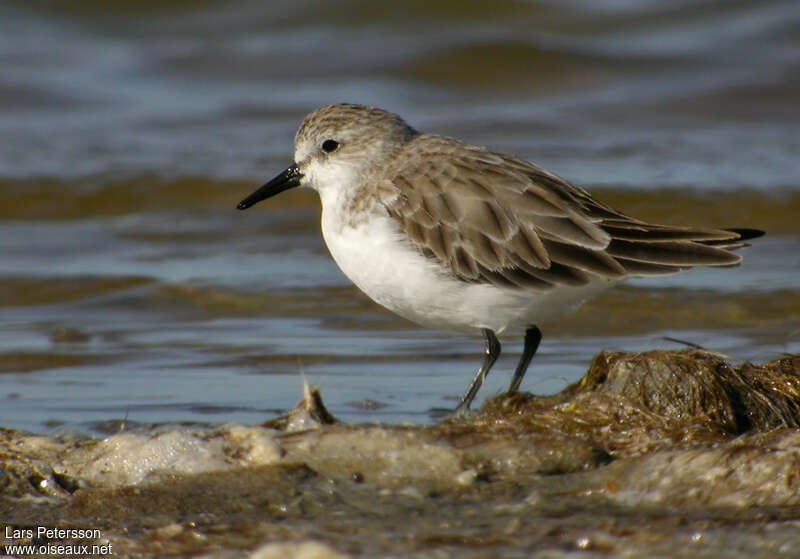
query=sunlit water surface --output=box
[0,0,798,434]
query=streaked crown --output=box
[293,104,417,187]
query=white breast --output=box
[319,203,615,335]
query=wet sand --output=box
[3,350,800,558]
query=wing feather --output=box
[602,221,741,242]
[606,239,741,266]
[380,134,756,290]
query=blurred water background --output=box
[0,0,798,434]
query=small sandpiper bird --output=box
[237,104,762,414]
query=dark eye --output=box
[321,139,339,153]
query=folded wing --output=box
[381,135,761,290]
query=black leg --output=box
[507,325,542,394]
[454,329,501,414]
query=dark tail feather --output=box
[725,228,765,241]
[604,226,764,277]
[702,228,765,250]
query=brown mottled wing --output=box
[381,135,750,290]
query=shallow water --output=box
[0,0,799,435]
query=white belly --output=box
[320,210,615,335]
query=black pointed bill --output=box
[237,164,303,210]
